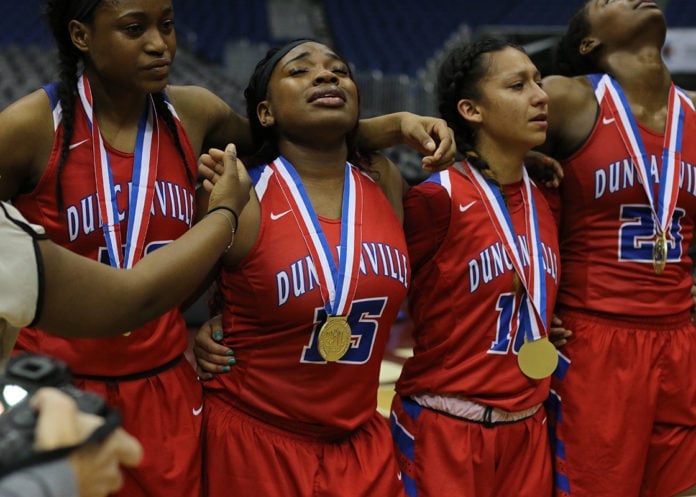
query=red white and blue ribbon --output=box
[272,156,363,316]
[77,75,159,268]
[593,74,691,240]
[463,162,548,341]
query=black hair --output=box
[42,0,192,209]
[553,2,601,76]
[242,39,366,170]
[436,37,525,183]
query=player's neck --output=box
[476,141,525,185]
[604,48,673,133]
[278,140,349,181]
[605,47,671,103]
[84,71,150,128]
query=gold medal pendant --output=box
[518,337,558,379]
[652,232,667,274]
[317,316,352,362]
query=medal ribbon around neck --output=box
[463,162,548,342]
[593,74,691,242]
[77,75,159,269]
[271,156,363,318]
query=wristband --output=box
[206,206,238,252]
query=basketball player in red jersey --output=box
[389,38,559,497]
[1,144,249,347]
[197,39,410,497]
[537,1,696,496]
[0,1,454,495]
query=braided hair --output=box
[436,37,525,186]
[242,39,366,171]
[553,2,600,77]
[42,0,192,209]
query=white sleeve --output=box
[0,202,46,328]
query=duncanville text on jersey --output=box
[468,238,559,292]
[276,241,409,307]
[594,155,696,199]
[65,180,196,242]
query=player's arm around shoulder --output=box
[539,75,597,159]
[368,153,407,224]
[0,89,55,200]
[166,85,252,156]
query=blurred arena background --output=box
[0,0,693,183]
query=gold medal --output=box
[317,316,352,362]
[652,232,667,274]
[518,337,558,379]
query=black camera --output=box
[0,353,121,478]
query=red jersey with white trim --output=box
[12,83,198,375]
[209,160,409,432]
[557,78,696,317]
[396,167,560,412]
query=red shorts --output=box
[391,395,552,497]
[74,356,204,497]
[203,392,406,497]
[550,309,696,497]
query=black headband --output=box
[252,38,315,102]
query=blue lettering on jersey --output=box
[594,155,696,200]
[275,242,408,308]
[468,238,558,292]
[65,180,195,242]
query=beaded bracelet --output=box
[206,206,238,252]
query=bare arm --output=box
[198,148,262,269]
[166,85,253,156]
[0,90,54,200]
[368,153,408,223]
[538,75,598,160]
[34,145,250,338]
[356,112,456,170]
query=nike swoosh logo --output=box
[270,209,291,221]
[459,201,476,212]
[602,117,615,125]
[192,404,203,416]
[69,139,89,150]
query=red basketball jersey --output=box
[396,167,560,412]
[209,160,410,432]
[12,84,198,375]
[557,80,696,317]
